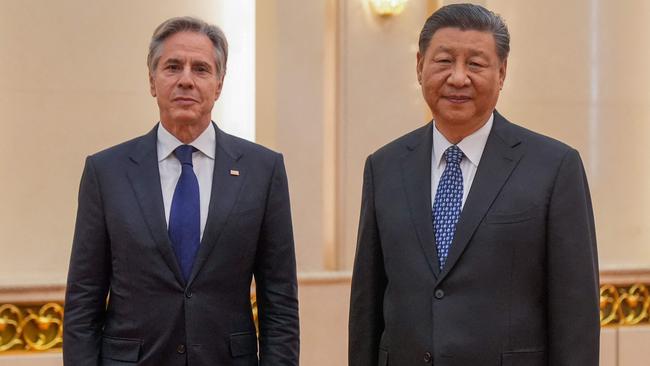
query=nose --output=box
[447,63,470,88]
[177,67,194,89]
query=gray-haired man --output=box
[349,4,599,365]
[64,16,299,365]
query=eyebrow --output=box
[162,58,182,65]
[193,60,213,70]
[433,46,489,57]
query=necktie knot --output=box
[174,145,196,166]
[445,145,464,165]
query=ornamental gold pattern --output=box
[0,303,62,352]
[0,304,24,351]
[600,283,650,326]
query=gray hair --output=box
[147,16,228,78]
[419,3,510,62]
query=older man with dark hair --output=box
[64,16,299,366]
[349,4,599,365]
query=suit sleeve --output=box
[63,156,111,366]
[254,153,300,366]
[546,148,600,365]
[349,155,387,366]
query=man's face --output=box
[417,27,506,133]
[149,31,223,129]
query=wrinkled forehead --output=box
[161,32,216,59]
[428,27,499,57]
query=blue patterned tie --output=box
[433,145,464,270]
[168,145,200,282]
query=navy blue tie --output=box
[168,145,200,282]
[433,145,464,270]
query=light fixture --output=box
[369,0,408,17]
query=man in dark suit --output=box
[64,17,299,365]
[349,4,599,366]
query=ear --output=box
[498,58,507,89]
[213,75,224,101]
[149,72,156,97]
[416,51,424,84]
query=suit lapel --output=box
[187,124,244,285]
[127,125,185,285]
[436,112,524,283]
[401,123,440,279]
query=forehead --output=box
[159,31,217,63]
[427,27,497,57]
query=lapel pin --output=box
[230,169,240,176]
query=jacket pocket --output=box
[485,205,540,224]
[101,336,142,362]
[230,332,258,357]
[377,348,388,366]
[501,350,545,366]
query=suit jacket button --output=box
[434,289,445,299]
[177,344,186,354]
[423,351,432,363]
[185,288,193,298]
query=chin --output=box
[436,110,472,124]
[169,113,202,125]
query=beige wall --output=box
[1,0,155,285]
[256,0,337,271]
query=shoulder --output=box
[90,136,145,159]
[220,130,279,156]
[494,113,576,161]
[217,128,283,169]
[86,127,156,167]
[369,123,431,163]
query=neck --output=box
[435,116,489,144]
[161,120,210,144]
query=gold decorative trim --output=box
[600,284,649,326]
[0,303,63,352]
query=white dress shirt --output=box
[157,122,215,240]
[431,113,493,209]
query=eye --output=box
[468,60,486,68]
[193,64,213,75]
[435,58,452,64]
[166,64,181,71]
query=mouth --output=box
[172,97,199,105]
[444,95,472,104]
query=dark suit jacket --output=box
[349,111,599,366]
[64,123,299,366]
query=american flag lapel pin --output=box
[230,169,240,176]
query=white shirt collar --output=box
[157,122,216,162]
[433,113,494,168]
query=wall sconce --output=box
[369,0,408,17]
